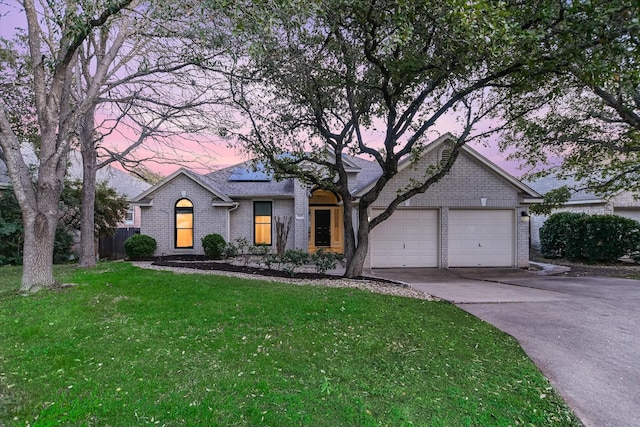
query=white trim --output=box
[124,206,135,225]
[564,199,606,205]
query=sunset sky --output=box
[0,3,532,179]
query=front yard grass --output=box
[0,262,579,426]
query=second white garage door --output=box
[370,209,438,268]
[448,210,514,267]
[614,208,640,222]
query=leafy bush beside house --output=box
[124,234,157,260]
[201,233,226,259]
[540,212,640,262]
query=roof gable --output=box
[133,168,233,203]
[354,133,541,199]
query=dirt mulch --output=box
[530,250,640,278]
[152,258,404,286]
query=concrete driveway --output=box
[371,267,640,427]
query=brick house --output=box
[132,134,542,269]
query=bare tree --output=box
[0,0,133,292]
[70,4,233,267]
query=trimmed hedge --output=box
[124,234,157,260]
[202,233,227,259]
[540,212,640,262]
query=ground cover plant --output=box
[0,263,579,426]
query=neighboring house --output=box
[0,160,9,190]
[132,134,542,269]
[526,175,640,249]
[66,151,151,229]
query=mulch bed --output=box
[152,256,403,285]
[530,249,640,278]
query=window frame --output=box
[253,201,273,246]
[124,206,135,225]
[175,198,194,249]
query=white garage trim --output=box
[448,209,515,267]
[370,209,439,268]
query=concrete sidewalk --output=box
[371,267,640,427]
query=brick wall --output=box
[140,174,229,256]
[229,198,295,252]
[365,150,531,269]
[371,150,520,208]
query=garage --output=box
[614,208,640,223]
[370,209,438,268]
[448,210,514,267]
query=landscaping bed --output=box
[152,257,401,284]
[531,249,640,279]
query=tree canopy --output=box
[217,0,574,276]
[500,0,639,196]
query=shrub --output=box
[201,233,226,259]
[124,234,157,260]
[540,212,586,259]
[53,227,74,263]
[222,242,238,260]
[281,249,309,277]
[540,212,640,262]
[311,249,344,274]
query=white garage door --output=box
[614,208,640,223]
[449,210,514,267]
[370,209,438,268]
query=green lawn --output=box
[0,263,579,426]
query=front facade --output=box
[133,134,541,269]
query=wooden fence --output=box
[98,227,139,260]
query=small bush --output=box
[222,242,238,260]
[540,212,640,262]
[311,249,344,274]
[124,234,157,260]
[202,233,226,259]
[281,249,309,277]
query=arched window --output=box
[175,198,194,248]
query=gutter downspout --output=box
[227,202,240,242]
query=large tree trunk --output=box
[79,108,98,267]
[21,210,58,292]
[342,196,356,262]
[344,206,370,278]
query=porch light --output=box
[480,197,487,207]
[520,211,530,222]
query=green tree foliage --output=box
[0,188,73,266]
[60,180,129,238]
[501,0,640,196]
[215,0,574,277]
[0,181,128,266]
[529,186,572,215]
[540,212,640,262]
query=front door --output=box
[314,210,331,246]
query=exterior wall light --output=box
[520,211,530,222]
